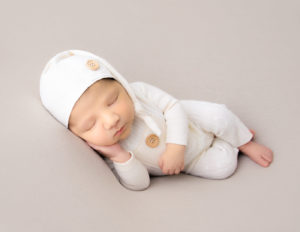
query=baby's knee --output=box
[212,104,232,121]
[208,160,237,179]
[192,141,239,179]
[190,159,237,180]
[212,141,239,179]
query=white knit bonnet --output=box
[39,49,161,136]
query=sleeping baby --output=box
[39,50,273,191]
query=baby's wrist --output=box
[111,151,131,163]
[166,143,186,153]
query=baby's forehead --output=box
[83,78,116,95]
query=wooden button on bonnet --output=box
[145,134,160,148]
[86,59,100,70]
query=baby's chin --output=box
[88,135,128,147]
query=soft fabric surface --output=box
[1,0,299,231]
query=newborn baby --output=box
[40,50,273,191]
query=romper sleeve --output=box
[104,152,150,191]
[131,81,188,146]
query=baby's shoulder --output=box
[130,81,150,94]
[130,81,149,89]
[130,81,161,93]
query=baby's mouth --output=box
[114,124,125,136]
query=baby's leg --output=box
[180,100,273,167]
[180,100,253,148]
[184,138,239,179]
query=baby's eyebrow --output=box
[104,88,118,101]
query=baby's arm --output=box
[131,82,189,175]
[158,143,185,175]
[88,142,150,191]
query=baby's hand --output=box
[158,144,185,175]
[87,142,131,163]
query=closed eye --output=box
[84,120,95,131]
[108,94,119,106]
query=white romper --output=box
[103,81,253,191]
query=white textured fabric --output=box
[184,138,239,179]
[104,83,253,191]
[112,152,150,191]
[40,50,114,127]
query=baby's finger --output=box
[168,169,174,175]
[158,158,163,170]
[163,168,169,175]
[181,163,184,170]
[175,168,181,175]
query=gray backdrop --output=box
[1,0,299,231]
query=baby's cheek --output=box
[120,125,131,140]
[86,130,104,145]
[92,137,112,146]
[121,97,134,115]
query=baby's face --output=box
[68,79,135,146]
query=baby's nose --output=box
[103,113,120,130]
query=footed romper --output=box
[105,82,254,190]
[179,100,253,179]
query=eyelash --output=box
[86,121,95,131]
[108,94,119,106]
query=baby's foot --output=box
[239,141,273,167]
